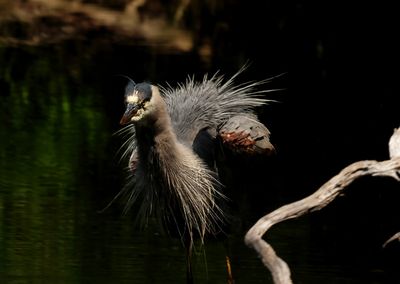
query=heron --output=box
[115,67,276,282]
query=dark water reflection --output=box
[0,43,399,284]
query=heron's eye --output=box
[140,97,150,105]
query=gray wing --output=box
[160,70,270,147]
[218,114,275,155]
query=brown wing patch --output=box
[220,131,256,154]
[219,115,275,155]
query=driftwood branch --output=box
[245,127,400,284]
[383,232,400,248]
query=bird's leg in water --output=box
[226,255,234,284]
[222,239,235,284]
[185,238,194,284]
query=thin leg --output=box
[223,238,235,284]
[226,255,234,284]
[185,238,194,284]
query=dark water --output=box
[1,3,400,282]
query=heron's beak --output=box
[120,103,139,125]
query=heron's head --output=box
[120,81,158,125]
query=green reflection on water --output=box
[0,45,113,283]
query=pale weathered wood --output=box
[245,128,400,284]
[383,232,400,248]
[389,128,400,159]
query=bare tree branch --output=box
[245,127,400,284]
[389,128,400,159]
[383,232,400,248]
